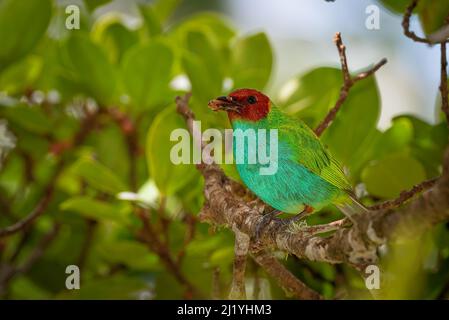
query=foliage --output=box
[0,0,448,300]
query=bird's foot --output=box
[275,205,314,231]
[254,209,280,242]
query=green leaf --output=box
[0,56,42,95]
[277,67,341,128]
[97,241,159,270]
[0,0,51,69]
[394,115,448,177]
[361,153,426,198]
[373,117,414,160]
[182,31,224,103]
[71,157,127,194]
[121,41,174,110]
[66,34,117,105]
[60,196,129,223]
[146,105,196,195]
[418,0,449,35]
[172,13,235,46]
[230,32,273,90]
[2,104,52,134]
[83,0,111,12]
[377,0,411,14]
[152,0,181,23]
[92,14,139,64]
[139,5,162,37]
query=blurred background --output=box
[102,0,442,127]
[0,0,448,300]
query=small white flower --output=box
[0,120,16,169]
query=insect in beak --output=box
[208,96,243,113]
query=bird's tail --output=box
[336,195,368,222]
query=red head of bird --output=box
[208,88,271,122]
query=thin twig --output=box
[314,33,387,136]
[440,41,449,123]
[402,0,431,44]
[369,177,438,211]
[136,208,199,297]
[0,110,99,238]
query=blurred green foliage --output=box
[0,0,448,300]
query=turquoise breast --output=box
[232,120,341,213]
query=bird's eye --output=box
[247,96,257,104]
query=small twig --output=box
[229,227,250,299]
[136,208,199,297]
[252,250,322,300]
[402,0,431,44]
[18,223,61,274]
[0,180,56,238]
[0,223,61,297]
[314,33,387,136]
[369,177,438,211]
[77,219,97,270]
[440,41,449,124]
[0,110,99,238]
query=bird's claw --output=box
[254,209,279,243]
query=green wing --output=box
[278,119,352,192]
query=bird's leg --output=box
[277,205,314,228]
[255,209,280,241]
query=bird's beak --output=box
[208,96,242,113]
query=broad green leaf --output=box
[361,153,426,198]
[92,14,139,64]
[230,32,273,90]
[94,124,130,184]
[182,52,221,104]
[2,104,52,134]
[277,67,341,128]
[378,0,449,35]
[0,56,42,95]
[121,41,174,110]
[394,115,448,177]
[377,0,411,14]
[97,241,159,270]
[0,0,51,69]
[172,13,235,46]
[152,0,181,23]
[182,31,224,103]
[418,0,449,35]
[60,196,130,223]
[72,157,127,194]
[373,117,414,160]
[139,5,162,37]
[66,34,117,105]
[146,105,196,195]
[322,76,380,177]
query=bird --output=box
[208,88,367,231]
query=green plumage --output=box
[232,102,363,216]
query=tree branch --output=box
[314,33,387,136]
[229,227,250,299]
[252,250,322,300]
[0,110,100,238]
